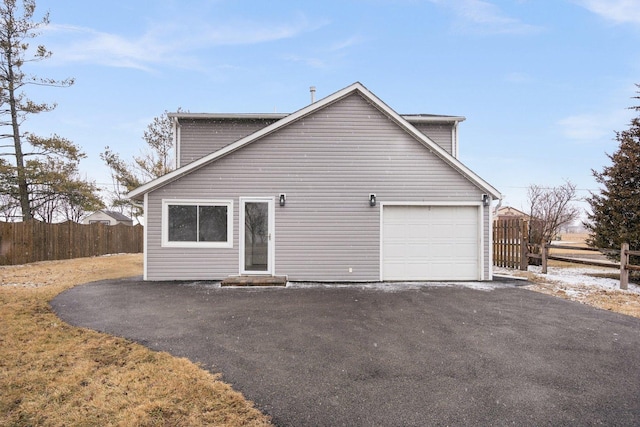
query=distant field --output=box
[556,233,590,246]
[550,233,611,261]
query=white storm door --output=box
[240,198,274,275]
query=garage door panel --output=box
[382,205,480,281]
[384,244,409,258]
[457,247,478,258]
[456,223,477,233]
[411,225,432,237]
[430,226,454,239]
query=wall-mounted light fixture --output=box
[279,193,286,206]
[369,193,376,207]
[482,194,490,207]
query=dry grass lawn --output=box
[526,280,640,318]
[0,254,272,426]
[3,245,637,425]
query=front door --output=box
[240,198,274,275]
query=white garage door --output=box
[382,205,480,280]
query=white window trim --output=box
[162,199,233,248]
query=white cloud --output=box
[504,72,532,83]
[44,25,172,71]
[190,14,328,46]
[281,54,327,69]
[429,0,543,34]
[41,15,326,71]
[557,109,633,141]
[281,34,363,69]
[573,0,640,24]
[329,35,365,51]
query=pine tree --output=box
[585,86,640,255]
[0,0,94,222]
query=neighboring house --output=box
[496,206,530,221]
[82,210,134,226]
[128,82,501,282]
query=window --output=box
[162,200,233,248]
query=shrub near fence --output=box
[0,220,143,266]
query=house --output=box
[496,206,529,221]
[82,210,134,226]
[128,82,501,282]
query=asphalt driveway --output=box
[51,278,640,426]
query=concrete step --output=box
[221,276,288,287]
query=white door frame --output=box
[239,197,275,275]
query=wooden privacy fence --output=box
[493,218,639,290]
[493,218,529,270]
[0,220,143,266]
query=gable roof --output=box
[103,210,133,222]
[94,210,133,222]
[128,82,501,201]
[496,206,529,217]
[84,210,133,222]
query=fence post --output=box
[519,219,528,271]
[620,243,629,290]
[541,242,548,274]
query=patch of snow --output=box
[286,281,515,292]
[563,288,587,298]
[526,265,640,294]
[0,282,45,288]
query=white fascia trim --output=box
[379,205,384,282]
[170,112,465,123]
[173,116,181,169]
[487,203,494,280]
[143,192,148,280]
[168,113,289,120]
[479,204,485,281]
[403,115,466,123]
[380,201,484,206]
[452,121,459,159]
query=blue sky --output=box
[24,0,640,212]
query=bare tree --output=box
[0,191,18,220]
[137,112,174,181]
[101,110,176,221]
[527,181,580,245]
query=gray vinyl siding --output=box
[410,122,454,155]
[178,118,279,167]
[147,93,490,281]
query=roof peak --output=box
[128,82,497,201]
